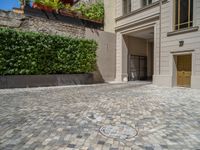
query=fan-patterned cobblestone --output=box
[0,82,200,150]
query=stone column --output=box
[115,32,128,82]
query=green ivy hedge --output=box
[0,27,97,75]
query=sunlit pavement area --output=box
[0,82,200,150]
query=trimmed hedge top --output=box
[0,27,97,75]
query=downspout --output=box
[159,0,162,75]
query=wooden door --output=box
[177,55,192,87]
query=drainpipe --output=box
[159,0,162,75]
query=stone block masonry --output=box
[0,10,85,38]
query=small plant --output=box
[63,4,74,12]
[74,2,87,16]
[34,0,64,11]
[64,4,72,10]
[74,1,104,22]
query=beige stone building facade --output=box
[113,0,200,88]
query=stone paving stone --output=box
[67,144,76,148]
[144,146,154,150]
[109,148,119,150]
[97,140,105,145]
[0,82,200,149]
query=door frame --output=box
[172,52,193,87]
[128,54,147,81]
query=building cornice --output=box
[115,0,168,22]
[115,13,159,32]
[170,49,195,54]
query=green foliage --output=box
[33,0,104,22]
[75,1,104,21]
[64,4,72,11]
[74,2,87,15]
[0,28,97,75]
[85,2,104,21]
[34,0,64,10]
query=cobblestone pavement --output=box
[0,82,200,150]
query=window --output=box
[123,0,132,15]
[142,0,152,7]
[174,0,193,30]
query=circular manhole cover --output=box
[99,124,137,140]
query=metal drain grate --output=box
[99,124,137,140]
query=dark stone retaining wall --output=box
[0,74,94,89]
[0,10,85,38]
[24,6,103,30]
